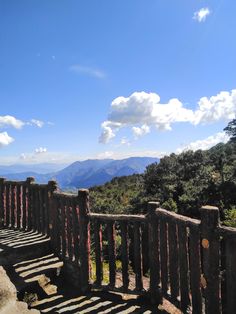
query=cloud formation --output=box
[0,115,48,149]
[35,147,47,154]
[69,64,106,79]
[132,124,150,138]
[176,132,229,154]
[193,7,210,22]
[0,132,14,147]
[0,115,24,129]
[20,147,48,161]
[28,119,44,128]
[0,115,46,129]
[99,89,236,143]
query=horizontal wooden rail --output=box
[89,212,146,222]
[155,207,200,226]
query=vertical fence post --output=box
[78,189,90,292]
[225,234,236,313]
[26,177,35,231]
[148,201,162,305]
[0,178,6,227]
[200,205,220,314]
[47,180,58,238]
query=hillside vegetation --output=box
[90,121,236,226]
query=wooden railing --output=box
[1,177,236,313]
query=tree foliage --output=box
[90,121,236,226]
[224,119,236,142]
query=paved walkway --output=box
[0,228,180,314]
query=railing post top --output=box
[48,180,58,191]
[78,189,90,215]
[200,205,219,212]
[148,201,160,215]
[78,189,89,197]
[200,205,219,229]
[26,177,35,184]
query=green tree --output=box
[224,119,236,142]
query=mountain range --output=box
[0,157,159,190]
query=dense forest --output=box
[90,120,236,227]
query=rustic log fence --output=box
[1,177,236,313]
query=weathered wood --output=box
[200,206,220,314]
[160,219,168,296]
[94,220,103,286]
[66,198,73,260]
[120,221,129,290]
[54,197,61,255]
[36,188,41,232]
[89,212,146,222]
[5,183,10,227]
[189,227,202,314]
[107,221,116,288]
[10,184,16,228]
[22,185,27,230]
[219,225,236,236]
[39,188,44,233]
[26,177,35,230]
[0,178,6,227]
[221,237,227,313]
[78,189,90,292]
[16,184,21,229]
[156,208,200,227]
[47,180,58,238]
[168,220,179,301]
[53,191,78,199]
[42,188,48,235]
[225,234,236,314]
[60,198,67,258]
[148,202,162,305]
[177,223,190,312]
[71,199,80,265]
[133,222,143,291]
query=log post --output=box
[0,178,6,227]
[148,201,162,305]
[26,177,35,231]
[200,205,220,314]
[48,180,58,238]
[78,189,90,293]
[225,234,236,314]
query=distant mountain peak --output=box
[0,157,159,189]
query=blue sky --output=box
[0,0,236,164]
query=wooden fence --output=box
[1,177,236,313]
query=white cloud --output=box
[69,64,106,79]
[193,7,210,22]
[99,89,236,143]
[29,119,44,128]
[0,116,47,129]
[193,90,236,125]
[120,137,131,146]
[0,115,24,129]
[132,124,150,138]
[0,132,14,147]
[35,147,47,154]
[176,132,229,154]
[99,121,121,144]
[96,150,166,160]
